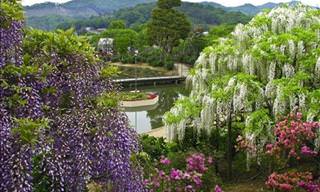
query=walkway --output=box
[113,76,185,84]
[144,127,166,138]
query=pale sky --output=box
[21,0,320,7]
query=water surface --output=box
[123,84,189,134]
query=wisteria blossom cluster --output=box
[266,172,313,191]
[1,1,145,191]
[0,1,45,191]
[144,153,217,192]
[265,113,320,159]
[165,3,320,141]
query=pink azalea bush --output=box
[144,153,220,192]
[266,172,313,191]
[265,113,320,192]
[265,112,319,159]
[299,181,320,192]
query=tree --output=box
[157,0,181,9]
[173,30,208,65]
[165,4,320,179]
[147,0,191,53]
[109,19,126,29]
[99,28,138,55]
[206,24,236,43]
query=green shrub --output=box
[139,135,169,160]
[172,34,208,65]
[138,46,174,70]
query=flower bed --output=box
[119,92,159,108]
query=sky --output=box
[21,0,320,7]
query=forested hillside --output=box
[24,0,308,30]
[57,2,251,31]
[25,0,156,17]
[25,0,156,30]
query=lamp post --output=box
[134,49,139,92]
[134,49,139,132]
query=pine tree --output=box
[147,0,191,53]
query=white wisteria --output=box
[164,3,320,144]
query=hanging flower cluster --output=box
[165,3,320,143]
[0,1,46,191]
[23,29,145,191]
[1,1,145,191]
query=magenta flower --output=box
[301,146,318,156]
[185,185,195,192]
[192,175,202,186]
[160,156,171,165]
[143,179,150,185]
[186,153,208,173]
[215,185,223,192]
[170,169,183,180]
[158,170,166,178]
[299,181,320,192]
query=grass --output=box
[223,180,271,192]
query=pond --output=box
[122,84,189,134]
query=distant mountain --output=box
[24,0,308,30]
[229,3,261,15]
[25,0,156,30]
[258,2,278,9]
[25,0,156,17]
[56,2,251,32]
[201,2,278,15]
[202,1,305,15]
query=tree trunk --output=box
[215,108,220,175]
[227,103,233,180]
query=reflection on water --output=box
[122,84,189,134]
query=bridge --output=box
[113,76,186,87]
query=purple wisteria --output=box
[1,2,41,191]
[1,1,145,191]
